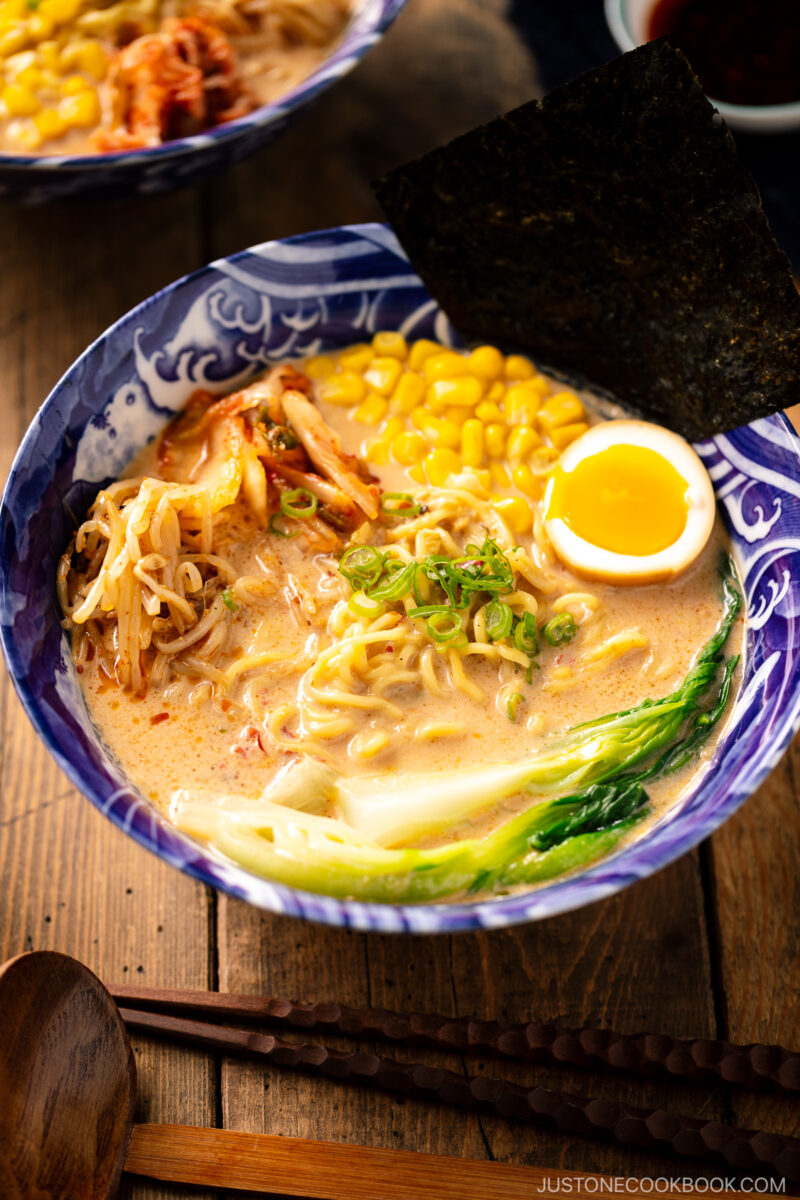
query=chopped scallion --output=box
[280,487,318,520]
[514,612,538,657]
[268,514,298,539]
[542,612,578,647]
[380,492,422,517]
[484,599,513,641]
[221,587,238,612]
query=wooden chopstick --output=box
[110,982,800,1095]
[125,1124,744,1198]
[120,1006,800,1183]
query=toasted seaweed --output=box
[375,40,800,442]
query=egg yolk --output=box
[546,444,690,556]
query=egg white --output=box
[542,419,716,586]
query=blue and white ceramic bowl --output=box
[0,1,405,205]
[3,223,800,932]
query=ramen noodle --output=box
[59,337,743,903]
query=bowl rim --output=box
[0,0,406,173]
[603,0,800,121]
[3,220,800,933]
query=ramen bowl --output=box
[2,223,800,932]
[0,0,405,205]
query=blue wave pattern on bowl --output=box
[0,0,405,204]
[2,222,800,932]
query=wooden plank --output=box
[708,743,800,1149]
[0,194,217,1200]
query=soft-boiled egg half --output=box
[542,419,715,586]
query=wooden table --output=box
[1,3,799,1195]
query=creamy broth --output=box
[62,343,744,902]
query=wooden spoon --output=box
[0,949,621,1200]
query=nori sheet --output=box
[374,40,800,441]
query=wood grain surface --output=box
[1,3,799,1197]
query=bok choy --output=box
[173,567,741,904]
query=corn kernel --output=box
[421,415,460,450]
[41,0,81,22]
[443,405,471,426]
[33,106,64,138]
[381,417,404,442]
[407,339,442,371]
[424,448,462,486]
[76,40,107,79]
[505,381,542,426]
[490,462,511,489]
[304,355,336,380]
[391,371,425,415]
[504,354,535,380]
[527,375,552,397]
[318,372,366,407]
[461,418,484,468]
[538,391,585,431]
[392,431,427,465]
[486,381,506,405]
[410,406,428,431]
[27,12,54,37]
[474,400,504,425]
[0,29,28,56]
[493,496,532,535]
[365,439,391,465]
[59,87,99,127]
[16,65,43,88]
[2,83,40,115]
[37,41,60,71]
[427,376,483,409]
[550,421,589,450]
[467,345,504,381]
[353,391,388,424]
[485,423,507,459]
[364,355,403,397]
[422,352,469,383]
[338,343,372,373]
[6,117,41,148]
[372,331,407,360]
[61,72,88,94]
[407,464,426,485]
[512,464,542,500]
[506,424,542,463]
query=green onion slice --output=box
[506,692,523,722]
[268,514,298,539]
[221,587,238,612]
[280,487,318,520]
[514,611,539,656]
[484,599,513,641]
[348,590,385,619]
[339,545,385,589]
[426,610,466,645]
[380,492,422,517]
[370,561,415,602]
[542,612,578,647]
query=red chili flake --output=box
[220,699,231,712]
[86,643,95,662]
[150,712,170,725]
[245,725,265,753]
[386,644,394,653]
[76,665,84,674]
